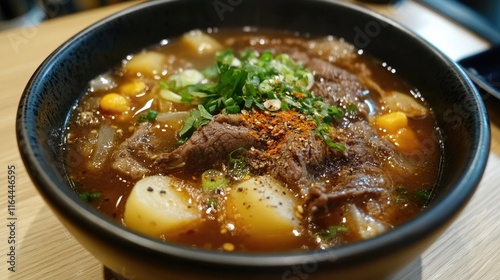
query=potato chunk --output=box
[124,175,200,237]
[226,176,300,243]
[180,30,223,55]
[125,52,167,76]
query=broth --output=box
[64,29,442,252]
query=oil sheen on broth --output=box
[64,29,442,252]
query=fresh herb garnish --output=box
[137,110,158,123]
[346,103,358,115]
[177,105,213,142]
[393,186,433,207]
[166,49,345,150]
[207,198,218,208]
[316,225,348,241]
[415,188,432,207]
[79,191,101,201]
[393,186,409,204]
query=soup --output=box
[64,29,442,252]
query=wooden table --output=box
[1,1,499,279]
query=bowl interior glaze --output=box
[16,0,490,279]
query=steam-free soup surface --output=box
[64,29,442,252]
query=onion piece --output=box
[90,124,115,169]
[160,89,182,103]
[383,91,429,118]
[345,204,391,239]
[88,72,117,92]
[264,99,281,111]
[155,111,190,123]
[169,69,204,88]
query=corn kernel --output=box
[100,93,130,113]
[119,80,147,97]
[374,111,408,134]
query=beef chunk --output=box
[308,57,361,83]
[307,165,392,214]
[111,122,153,179]
[246,130,331,191]
[341,120,395,164]
[154,114,262,171]
[306,120,396,214]
[307,58,369,119]
[239,109,332,190]
[272,131,330,190]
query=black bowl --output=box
[16,0,490,279]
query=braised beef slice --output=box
[154,114,262,172]
[245,129,331,190]
[272,132,330,189]
[308,165,392,214]
[306,120,396,214]
[307,58,369,119]
[342,121,395,164]
[111,122,153,179]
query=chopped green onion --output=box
[227,147,249,180]
[201,169,228,192]
[346,103,358,115]
[160,89,183,103]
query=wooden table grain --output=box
[1,1,499,279]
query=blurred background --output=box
[1,0,499,42]
[418,0,500,43]
[0,0,133,30]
